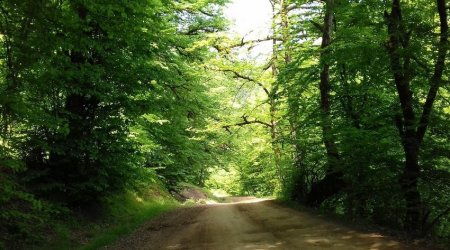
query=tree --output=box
[385,0,449,231]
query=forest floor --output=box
[105,197,432,250]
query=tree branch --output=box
[310,20,324,33]
[424,207,450,233]
[219,69,271,96]
[287,4,299,12]
[222,115,273,131]
[215,36,283,51]
[416,0,449,144]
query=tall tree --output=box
[385,0,449,231]
[306,0,345,205]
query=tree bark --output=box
[385,0,448,232]
[416,0,448,144]
[307,0,345,205]
[319,0,339,167]
[270,0,284,189]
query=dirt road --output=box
[107,198,427,250]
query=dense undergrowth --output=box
[52,186,176,250]
[1,180,178,250]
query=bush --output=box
[0,173,52,248]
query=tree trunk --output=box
[386,0,448,232]
[319,0,339,167]
[270,0,284,189]
[307,0,345,205]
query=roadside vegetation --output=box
[46,182,177,250]
[1,0,449,249]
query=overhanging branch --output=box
[310,20,324,33]
[215,36,283,51]
[220,69,270,96]
[222,115,272,131]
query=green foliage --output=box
[78,192,176,250]
[276,0,450,238]
[1,0,450,245]
[206,168,241,195]
[43,182,177,250]
[0,174,50,248]
[0,0,227,246]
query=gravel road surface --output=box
[106,198,428,250]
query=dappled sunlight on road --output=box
[108,198,423,250]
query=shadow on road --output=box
[107,197,428,250]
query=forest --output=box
[1,0,450,249]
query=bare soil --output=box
[105,198,433,250]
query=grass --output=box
[44,185,179,250]
[81,199,176,250]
